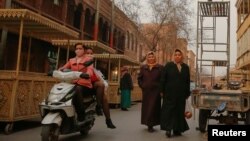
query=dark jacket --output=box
[120,72,133,90]
[160,62,190,99]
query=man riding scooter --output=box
[59,43,94,122]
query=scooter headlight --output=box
[47,93,66,103]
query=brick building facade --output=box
[0,0,150,128]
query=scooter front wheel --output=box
[41,124,59,141]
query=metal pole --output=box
[227,2,230,87]
[200,16,204,87]
[196,2,200,88]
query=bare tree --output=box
[114,0,194,62]
[147,0,193,50]
[114,0,142,25]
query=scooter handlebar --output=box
[53,70,82,81]
[80,73,90,79]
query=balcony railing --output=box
[11,0,79,33]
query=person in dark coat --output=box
[120,66,133,111]
[137,51,163,132]
[160,49,190,138]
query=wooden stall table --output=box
[0,71,57,134]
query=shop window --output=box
[111,67,118,82]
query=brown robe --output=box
[137,64,163,127]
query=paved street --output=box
[0,102,207,141]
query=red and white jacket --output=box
[62,56,94,88]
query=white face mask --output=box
[75,46,84,57]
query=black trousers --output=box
[72,85,92,119]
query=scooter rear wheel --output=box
[41,124,59,141]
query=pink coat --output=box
[62,56,94,88]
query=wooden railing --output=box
[11,0,79,33]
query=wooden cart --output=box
[107,82,142,106]
[0,71,57,134]
[0,9,79,134]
